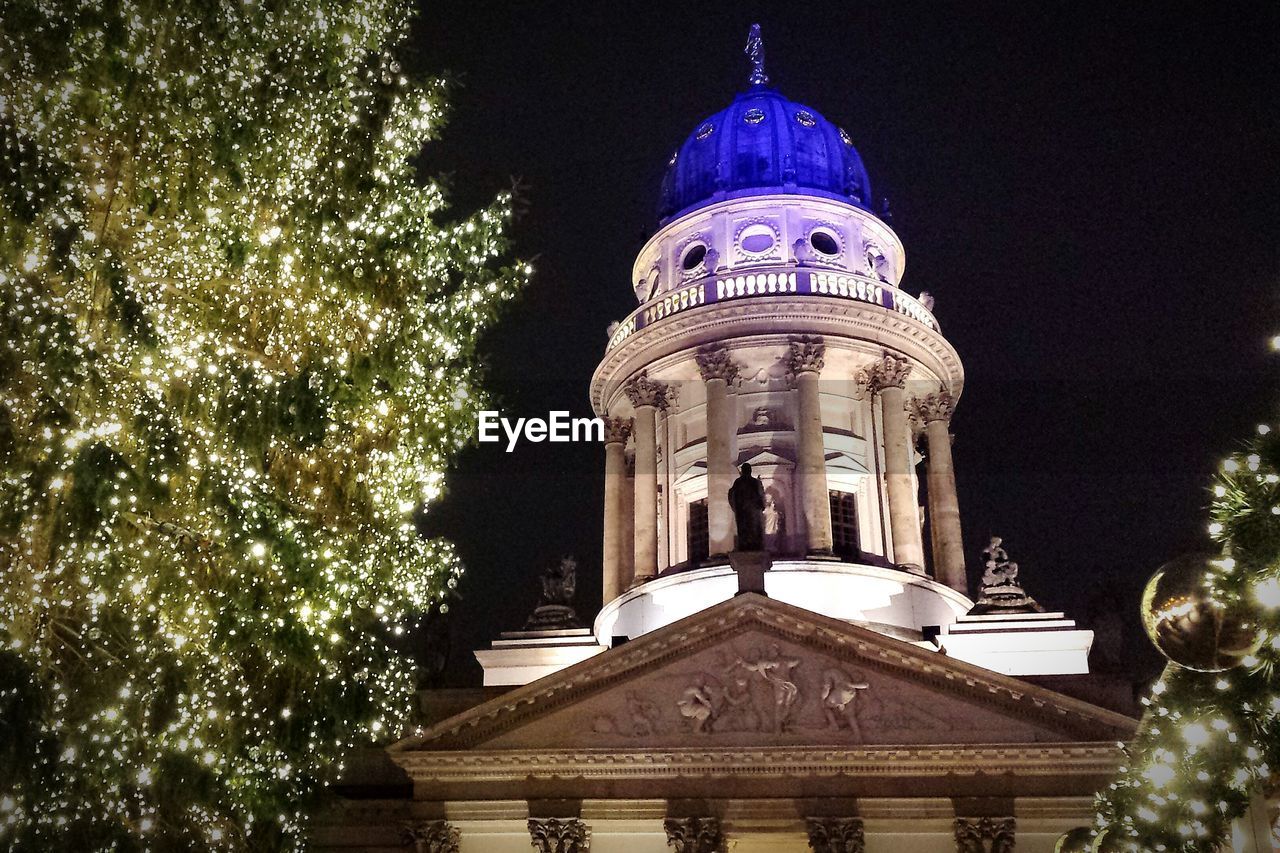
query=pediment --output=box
[392,595,1135,756]
[825,450,870,474]
[673,460,706,486]
[740,449,793,469]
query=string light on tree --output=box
[1070,416,1280,850]
[0,0,528,848]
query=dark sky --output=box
[403,1,1280,686]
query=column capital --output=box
[663,817,725,853]
[401,820,460,853]
[528,817,590,853]
[954,817,1016,853]
[806,817,865,853]
[603,415,633,445]
[859,352,912,393]
[913,389,956,424]
[787,335,826,375]
[695,344,740,383]
[624,371,670,410]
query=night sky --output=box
[402,2,1280,686]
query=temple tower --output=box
[592,39,972,646]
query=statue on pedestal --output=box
[969,536,1045,615]
[523,556,585,630]
[727,463,765,551]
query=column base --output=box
[896,562,926,575]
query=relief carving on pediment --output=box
[579,636,987,747]
[468,624,1073,751]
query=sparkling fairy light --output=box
[0,0,528,848]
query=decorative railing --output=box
[606,269,939,352]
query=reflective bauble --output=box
[1054,827,1093,853]
[1140,553,1264,672]
[1090,828,1136,852]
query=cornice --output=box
[393,743,1127,782]
[591,296,963,415]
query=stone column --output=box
[806,817,865,853]
[625,372,669,584]
[695,345,740,556]
[602,416,633,604]
[528,817,590,853]
[663,817,726,853]
[400,820,460,853]
[914,390,967,594]
[621,455,635,582]
[864,353,924,571]
[789,336,833,555]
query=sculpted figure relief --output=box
[737,644,800,733]
[820,667,870,738]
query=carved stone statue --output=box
[969,537,1045,615]
[762,492,785,549]
[727,463,765,551]
[523,557,585,630]
[744,23,768,86]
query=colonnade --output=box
[403,814,1023,851]
[600,340,969,604]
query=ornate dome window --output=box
[737,223,777,255]
[809,228,841,257]
[695,122,715,140]
[839,127,853,146]
[743,107,766,124]
[795,110,816,127]
[681,243,708,271]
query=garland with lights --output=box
[0,0,528,848]
[1076,427,1280,850]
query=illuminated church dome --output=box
[657,86,874,223]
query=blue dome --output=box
[658,86,874,222]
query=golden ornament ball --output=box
[1140,553,1264,672]
[1055,827,1093,853]
[1090,828,1137,852]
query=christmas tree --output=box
[1088,422,1280,850]
[0,0,527,847]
